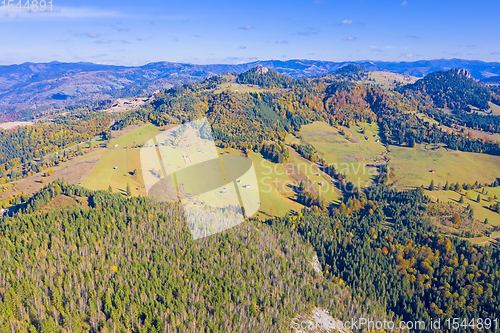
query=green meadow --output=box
[388,144,500,189]
[219,149,302,218]
[214,83,261,93]
[82,123,163,196]
[297,121,386,185]
[427,189,500,226]
[287,149,341,205]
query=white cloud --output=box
[96,39,113,44]
[341,19,352,25]
[401,1,409,6]
[294,29,319,36]
[342,36,357,41]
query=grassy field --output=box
[425,188,500,244]
[214,83,261,93]
[297,121,386,185]
[359,71,418,89]
[415,112,439,125]
[219,148,302,218]
[288,148,341,205]
[388,144,500,189]
[82,123,163,196]
[219,147,343,217]
[470,102,500,116]
[427,189,500,225]
[488,102,500,115]
[83,125,312,219]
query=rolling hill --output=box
[1,59,500,121]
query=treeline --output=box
[331,64,369,82]
[0,180,391,332]
[0,112,111,183]
[380,114,500,155]
[296,180,325,211]
[422,107,500,134]
[291,143,322,163]
[237,66,298,88]
[258,142,290,164]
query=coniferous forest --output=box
[0,181,391,332]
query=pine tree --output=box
[429,180,435,191]
[477,194,482,203]
[108,185,112,192]
[126,183,131,197]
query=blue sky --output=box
[1,0,499,65]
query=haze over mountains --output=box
[0,58,499,121]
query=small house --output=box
[114,144,118,148]
[237,180,242,183]
[114,166,118,169]
[220,190,228,194]
[243,185,251,189]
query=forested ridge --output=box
[268,186,500,333]
[0,181,392,332]
[236,66,299,89]
[396,69,492,111]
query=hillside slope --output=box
[0,181,388,332]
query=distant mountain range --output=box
[0,58,499,121]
